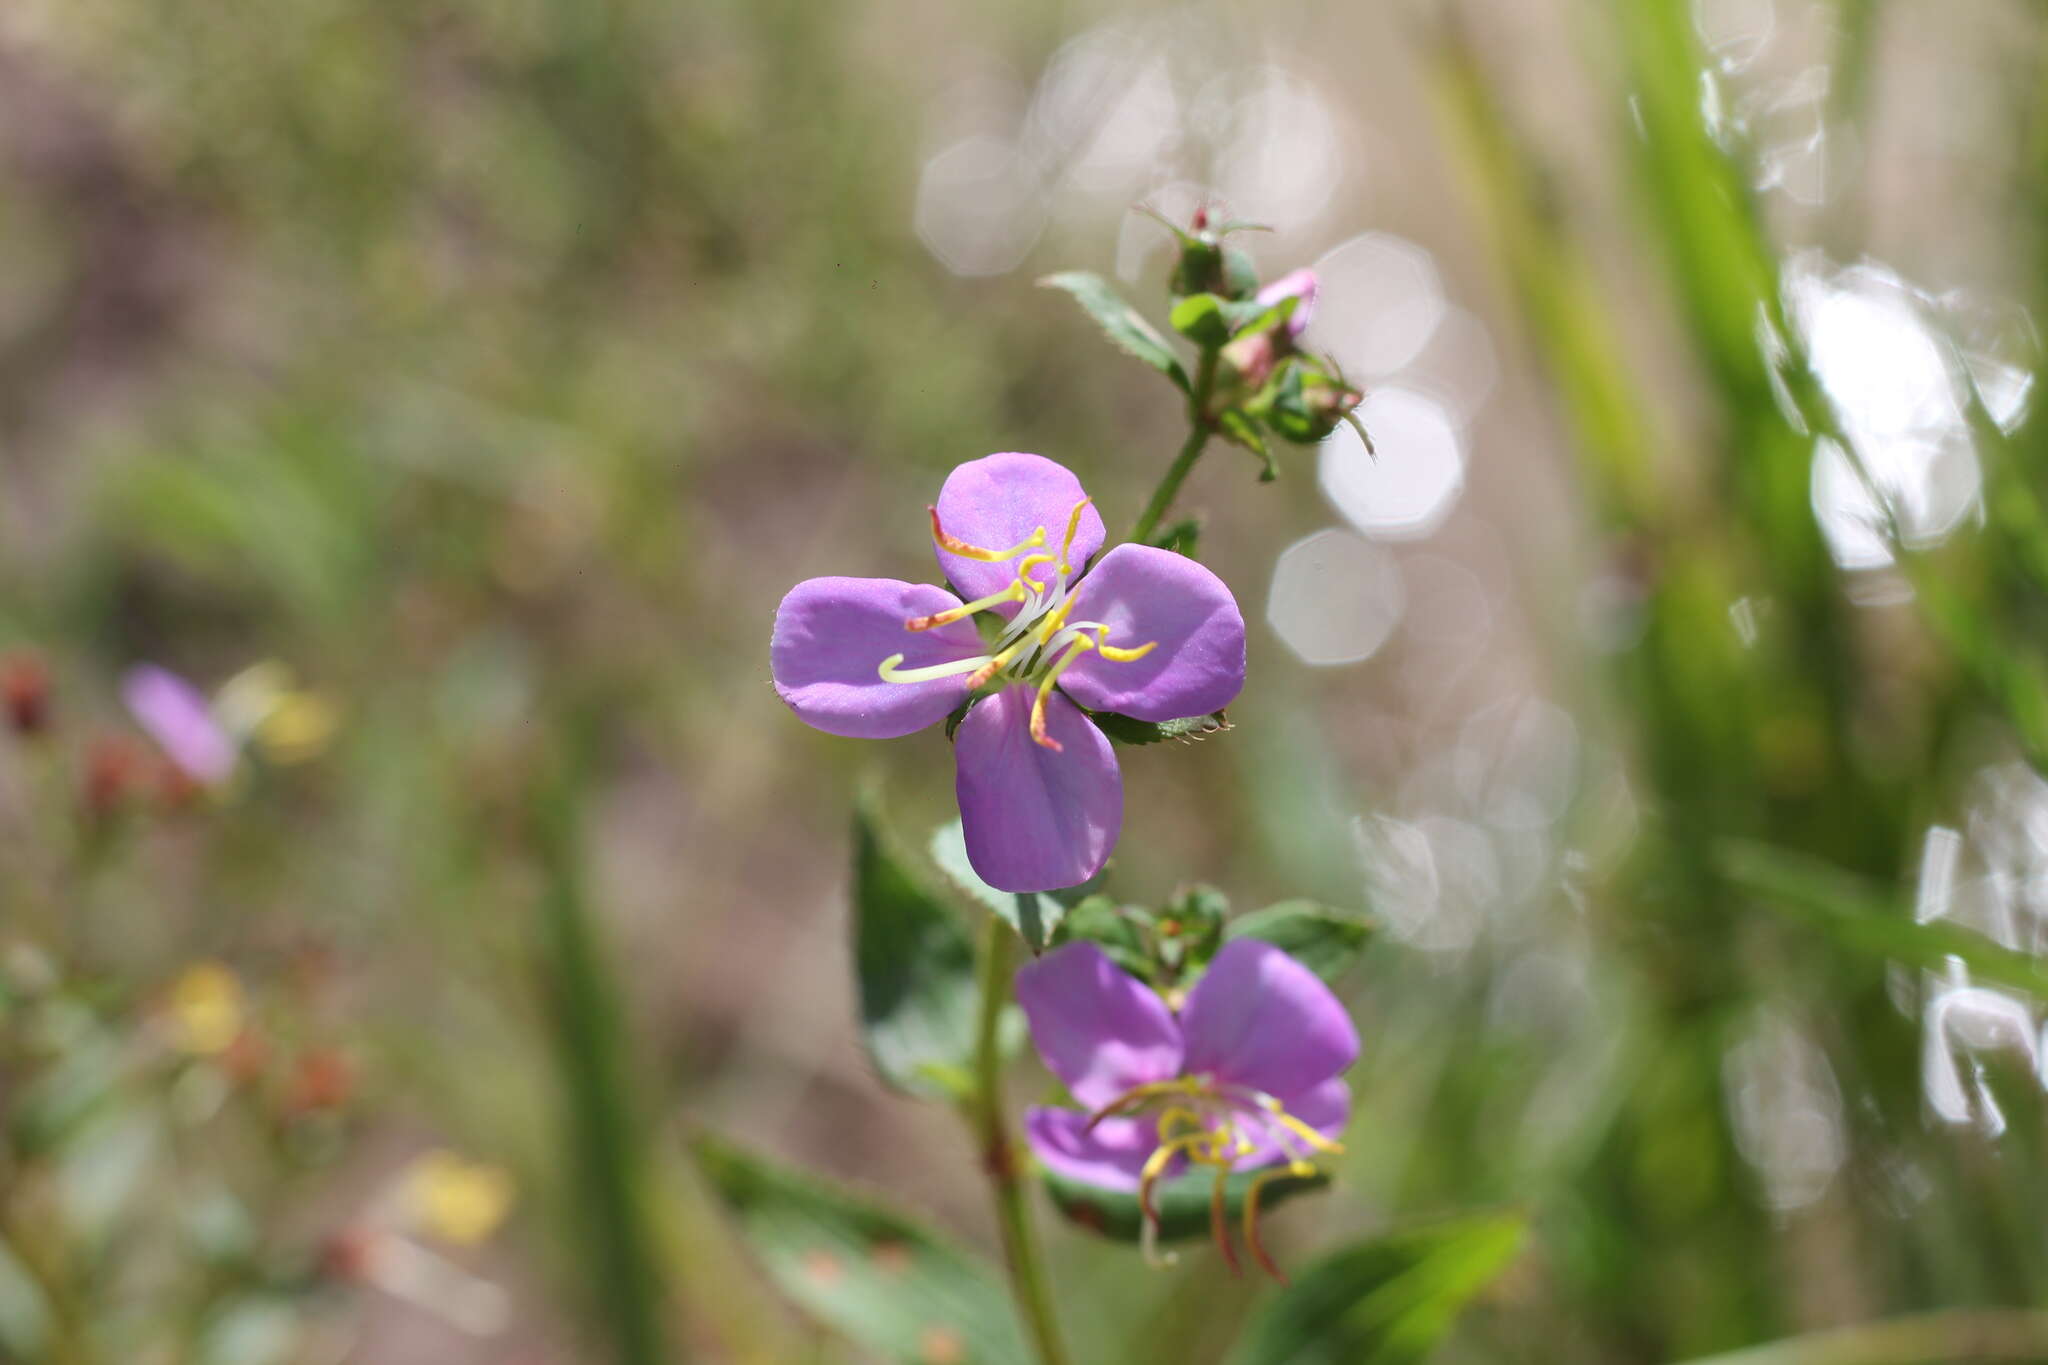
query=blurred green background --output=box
[5,0,2048,1360]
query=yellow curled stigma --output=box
[906,582,1027,632]
[928,506,1046,563]
[877,653,996,685]
[1029,636,1096,751]
[1057,497,1094,574]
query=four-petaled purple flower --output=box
[1015,938,1358,1276]
[771,453,1245,894]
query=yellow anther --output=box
[1255,1095,1346,1156]
[1012,553,1058,592]
[906,582,1025,631]
[965,638,1030,690]
[1057,497,1094,572]
[1035,593,1081,645]
[878,653,997,685]
[1096,639,1158,663]
[1029,636,1096,751]
[928,507,1047,562]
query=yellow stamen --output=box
[966,637,1030,690]
[1254,1095,1346,1156]
[906,582,1025,631]
[1029,637,1096,751]
[1096,638,1158,663]
[1244,1159,1318,1283]
[1057,497,1094,573]
[877,653,996,685]
[1210,1163,1242,1277]
[928,507,1046,562]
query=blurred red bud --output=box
[82,735,145,816]
[288,1047,357,1114]
[1,652,51,736]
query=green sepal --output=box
[1149,517,1203,557]
[1051,896,1157,981]
[1156,885,1229,976]
[1088,710,1231,746]
[1216,410,1278,481]
[1042,1163,1328,1244]
[1039,271,1190,392]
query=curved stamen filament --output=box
[929,507,1046,562]
[1029,636,1095,751]
[877,653,995,684]
[1012,552,1058,592]
[1097,638,1158,663]
[1244,1159,1319,1283]
[906,582,1025,631]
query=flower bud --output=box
[1,651,51,736]
[1253,268,1318,343]
[1255,359,1365,446]
[1218,330,1278,396]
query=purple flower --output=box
[122,665,236,785]
[771,453,1245,894]
[1255,268,1317,341]
[1015,938,1358,1274]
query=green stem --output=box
[1129,352,1218,545]
[969,918,1074,1365]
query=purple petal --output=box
[1179,940,1359,1096]
[1015,942,1183,1109]
[1230,1077,1350,1171]
[933,453,1104,613]
[954,686,1121,893]
[771,577,984,739]
[1257,268,1318,340]
[1056,544,1246,722]
[1025,1109,1167,1192]
[122,665,236,783]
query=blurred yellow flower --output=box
[169,962,244,1055]
[404,1150,515,1247]
[216,660,341,765]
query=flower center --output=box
[1083,1075,1343,1280]
[875,500,1158,751]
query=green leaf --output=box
[1226,902,1376,984]
[1716,840,2048,996]
[1170,293,1232,348]
[1224,293,1300,340]
[694,1135,1032,1365]
[852,808,979,1100]
[1217,410,1278,481]
[1039,272,1190,391]
[1669,1309,2048,1365]
[1041,1163,1327,1245]
[928,819,1101,951]
[1090,711,1231,746]
[1226,1212,1527,1365]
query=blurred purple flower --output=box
[1255,268,1317,340]
[1015,938,1357,1274]
[771,453,1244,893]
[122,665,236,785]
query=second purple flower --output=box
[771,453,1246,894]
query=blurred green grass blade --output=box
[1041,1165,1326,1245]
[1428,19,1662,528]
[1717,839,2048,995]
[1672,1308,2048,1365]
[1038,272,1191,392]
[536,762,671,1365]
[1224,902,1375,984]
[1225,1212,1526,1365]
[852,807,978,1101]
[693,1134,1033,1365]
